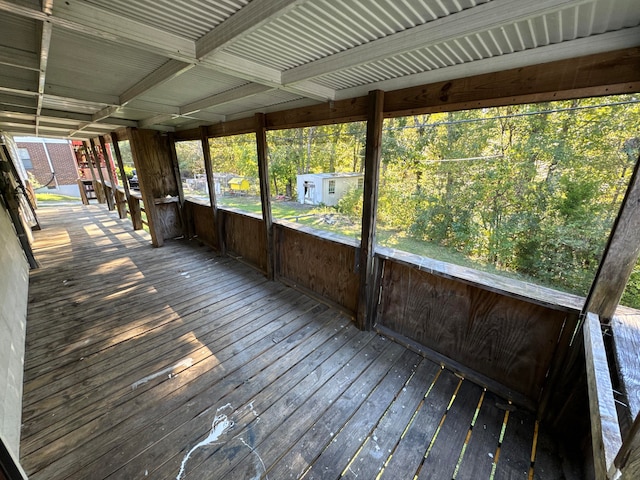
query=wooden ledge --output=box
[273,218,360,249]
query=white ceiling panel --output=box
[46,28,168,97]
[134,66,250,107]
[83,0,249,41]
[0,0,638,137]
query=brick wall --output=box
[16,141,78,187]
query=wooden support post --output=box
[255,113,274,280]
[90,138,114,210]
[167,133,188,238]
[585,154,640,322]
[201,126,224,253]
[127,127,162,247]
[584,312,622,478]
[99,136,120,192]
[614,413,640,479]
[82,140,103,203]
[356,90,384,331]
[110,132,142,230]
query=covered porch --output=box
[21,205,575,479]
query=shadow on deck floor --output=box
[21,205,580,479]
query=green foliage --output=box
[27,171,41,189]
[336,187,363,220]
[35,192,80,202]
[376,95,640,301]
[117,141,134,167]
[122,164,135,178]
[175,140,204,178]
[175,95,640,308]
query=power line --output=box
[422,154,504,164]
[384,98,640,131]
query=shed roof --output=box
[0,0,639,139]
[299,172,364,179]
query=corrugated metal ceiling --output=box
[83,0,249,41]
[134,66,250,107]
[47,29,168,97]
[0,0,638,139]
[223,0,492,71]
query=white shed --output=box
[296,172,364,207]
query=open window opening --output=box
[267,122,367,239]
[376,95,640,299]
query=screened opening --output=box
[267,122,366,239]
[116,140,135,188]
[376,95,640,298]
[175,140,207,202]
[207,134,261,216]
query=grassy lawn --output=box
[216,194,563,289]
[35,192,81,202]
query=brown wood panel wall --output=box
[275,224,360,315]
[223,210,268,274]
[377,259,573,403]
[187,201,218,249]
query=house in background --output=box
[14,137,80,197]
[297,172,363,206]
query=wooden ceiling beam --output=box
[336,27,640,101]
[382,47,640,118]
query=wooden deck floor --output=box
[21,205,577,480]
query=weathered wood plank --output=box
[494,407,535,479]
[76,309,349,479]
[25,303,335,478]
[584,312,623,478]
[21,205,575,480]
[357,89,384,331]
[275,223,360,315]
[338,358,442,478]
[617,413,640,480]
[266,343,410,479]
[222,210,267,273]
[384,47,640,118]
[417,379,484,479]
[187,333,387,479]
[378,369,460,479]
[454,390,504,480]
[186,199,218,247]
[612,312,640,422]
[21,287,308,453]
[21,281,294,424]
[255,112,274,279]
[378,259,567,403]
[300,347,422,478]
